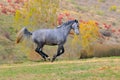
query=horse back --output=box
[32,29,66,45]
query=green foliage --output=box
[96,10,105,16]
[75,6,89,12]
[110,5,117,11]
[98,0,106,3]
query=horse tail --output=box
[16,27,32,44]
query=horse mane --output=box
[57,19,78,28]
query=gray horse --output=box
[16,20,79,62]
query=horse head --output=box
[71,19,79,35]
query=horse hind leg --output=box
[35,47,46,60]
[40,50,50,61]
[35,47,50,61]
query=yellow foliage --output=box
[72,20,99,54]
[72,20,99,57]
[14,0,59,30]
[72,34,79,45]
[80,20,99,48]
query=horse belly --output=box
[45,36,58,45]
[45,40,58,45]
[46,43,57,45]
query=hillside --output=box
[61,0,120,27]
[0,0,120,63]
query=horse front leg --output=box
[51,45,64,62]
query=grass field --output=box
[0,57,120,80]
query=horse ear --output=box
[75,19,78,23]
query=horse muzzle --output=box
[74,29,79,35]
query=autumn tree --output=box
[14,0,59,30]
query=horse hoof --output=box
[46,57,51,61]
[51,58,55,62]
[51,60,54,62]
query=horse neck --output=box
[59,24,72,37]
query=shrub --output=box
[110,5,117,11]
[98,0,106,3]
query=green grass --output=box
[0,57,120,80]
